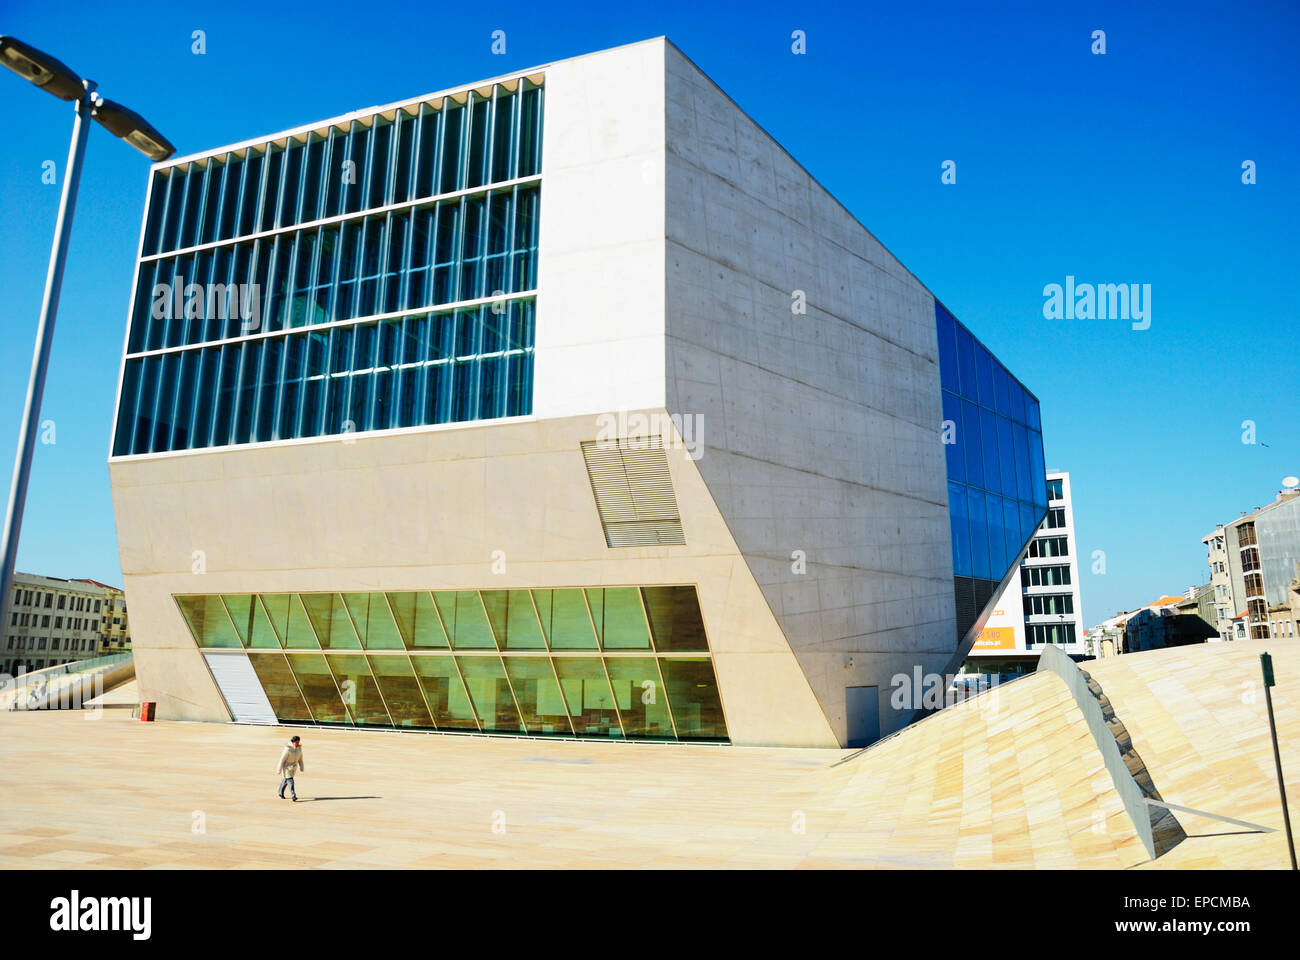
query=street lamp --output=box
[0,36,175,658]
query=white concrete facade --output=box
[106,38,1008,747]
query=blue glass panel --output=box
[323,130,343,220]
[254,337,283,442]
[239,149,263,236]
[142,170,168,256]
[372,320,399,431]
[997,416,1017,500]
[519,84,543,178]
[1004,497,1022,559]
[1013,423,1033,502]
[212,344,241,447]
[392,111,416,206]
[299,330,328,438]
[935,304,957,392]
[948,482,971,578]
[1028,430,1047,508]
[1026,394,1041,431]
[113,360,141,456]
[979,407,1000,496]
[968,487,990,580]
[974,344,995,409]
[992,362,1010,417]
[128,259,158,354]
[986,493,1007,577]
[131,355,159,454]
[1010,379,1026,424]
[173,349,200,450]
[440,102,464,193]
[1019,502,1037,553]
[954,322,977,398]
[960,399,983,488]
[232,340,262,444]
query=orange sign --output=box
[974,626,1015,650]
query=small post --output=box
[1261,652,1297,870]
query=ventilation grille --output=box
[954,575,1000,647]
[581,438,685,547]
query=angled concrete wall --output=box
[662,42,956,743]
[108,410,837,746]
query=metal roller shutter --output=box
[204,652,277,724]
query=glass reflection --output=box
[585,588,651,650]
[458,656,523,732]
[553,658,621,738]
[368,655,434,727]
[503,657,571,735]
[411,655,478,729]
[660,658,727,740]
[178,588,729,741]
[482,589,546,650]
[605,657,674,738]
[387,591,448,649]
[326,654,390,725]
[247,652,312,721]
[533,588,597,650]
[287,653,350,724]
[176,595,240,648]
[641,586,708,652]
[300,593,361,649]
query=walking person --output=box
[277,735,304,801]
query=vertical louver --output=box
[581,438,685,547]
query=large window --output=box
[1024,564,1071,586]
[178,585,727,742]
[1027,622,1076,646]
[1022,593,1074,616]
[936,303,1047,583]
[115,79,543,457]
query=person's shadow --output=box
[296,796,381,802]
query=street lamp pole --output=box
[0,79,96,642]
[0,35,173,649]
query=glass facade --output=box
[935,302,1047,582]
[180,586,728,742]
[114,79,543,456]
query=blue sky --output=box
[1,0,1296,627]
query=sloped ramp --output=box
[807,669,1153,868]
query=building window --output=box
[1024,564,1071,586]
[1027,536,1068,558]
[1028,623,1076,646]
[935,304,1048,585]
[1046,478,1063,501]
[1023,594,1074,616]
[177,585,728,742]
[116,81,545,459]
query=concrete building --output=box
[1124,601,1216,653]
[963,471,1082,679]
[3,573,124,675]
[84,581,132,657]
[1202,487,1300,641]
[106,38,1046,748]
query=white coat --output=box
[277,742,304,778]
